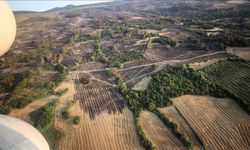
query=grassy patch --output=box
[29,99,63,149]
[42,127,64,150]
[30,100,58,132]
[61,101,76,120]
[54,88,68,97]
[43,63,56,71]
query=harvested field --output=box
[56,77,143,150]
[172,95,250,150]
[74,79,126,119]
[189,58,224,70]
[139,110,186,150]
[227,47,250,60]
[205,59,250,111]
[57,105,143,150]
[158,106,203,150]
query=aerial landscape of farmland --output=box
[0,0,250,150]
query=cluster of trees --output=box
[31,100,58,132]
[89,33,104,61]
[67,32,80,45]
[117,80,154,150]
[141,65,225,107]
[73,116,81,125]
[101,24,138,39]
[186,35,226,51]
[152,37,177,50]
[54,64,68,86]
[30,99,64,149]
[0,69,40,112]
[201,8,250,21]
[129,19,163,30]
[201,33,250,49]
[0,64,68,114]
[116,77,127,94]
[61,101,75,120]
[109,50,143,68]
[13,69,38,94]
[0,72,25,93]
[79,77,91,85]
[117,65,226,149]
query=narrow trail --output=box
[68,51,226,86]
[70,51,225,74]
[9,96,57,121]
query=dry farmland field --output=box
[139,110,186,150]
[204,59,250,112]
[158,106,203,150]
[56,76,143,150]
[172,95,250,150]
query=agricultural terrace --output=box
[139,110,186,150]
[204,59,250,113]
[172,95,250,150]
[56,74,143,150]
[159,106,203,149]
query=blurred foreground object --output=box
[0,0,16,56]
[0,115,50,150]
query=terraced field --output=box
[204,59,250,112]
[56,77,143,150]
[139,110,186,150]
[172,95,250,150]
[158,106,203,150]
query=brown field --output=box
[139,110,186,150]
[159,28,191,44]
[227,47,250,60]
[119,66,147,82]
[189,58,225,70]
[172,95,250,150]
[78,62,106,71]
[205,60,250,110]
[122,58,153,68]
[158,106,203,150]
[132,76,152,91]
[56,77,143,150]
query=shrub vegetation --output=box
[118,65,225,149]
[73,116,81,124]
[61,101,76,120]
